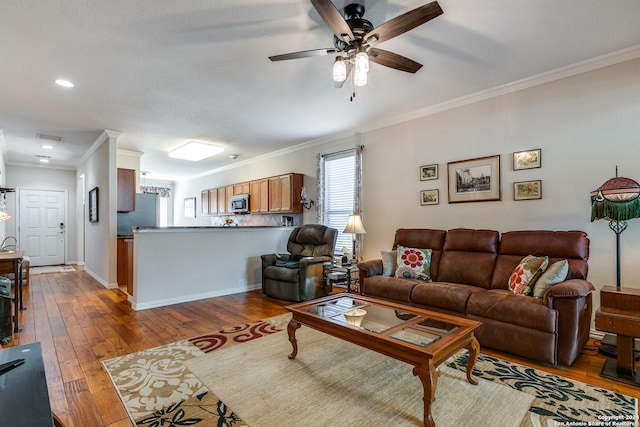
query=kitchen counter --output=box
[134,225,291,232]
[128,226,293,310]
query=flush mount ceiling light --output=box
[168,141,224,161]
[55,79,74,88]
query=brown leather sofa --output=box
[358,228,594,366]
[261,224,338,302]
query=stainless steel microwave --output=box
[230,193,249,213]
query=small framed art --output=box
[513,149,541,170]
[184,197,196,218]
[88,187,99,223]
[447,155,501,203]
[420,164,438,181]
[514,180,542,200]
[420,189,439,205]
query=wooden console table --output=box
[595,285,640,385]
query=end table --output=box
[595,285,640,386]
[322,263,359,295]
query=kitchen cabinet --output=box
[117,168,136,212]
[117,236,134,295]
[268,173,303,213]
[208,189,218,214]
[201,189,218,215]
[201,190,210,215]
[250,179,269,213]
[203,172,303,216]
[234,182,249,195]
[225,186,233,213]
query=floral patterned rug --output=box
[103,314,637,426]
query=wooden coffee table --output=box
[286,294,482,427]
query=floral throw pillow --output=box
[508,255,549,296]
[395,246,432,281]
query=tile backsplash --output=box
[209,213,302,227]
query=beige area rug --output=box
[185,327,533,426]
[103,314,638,427]
[29,265,76,275]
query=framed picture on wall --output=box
[420,189,439,205]
[88,187,99,223]
[513,149,541,170]
[447,155,501,203]
[514,180,542,200]
[420,164,438,181]
[184,197,196,218]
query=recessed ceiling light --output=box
[39,158,50,163]
[168,141,224,161]
[42,144,54,150]
[55,79,74,88]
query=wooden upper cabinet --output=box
[208,189,218,214]
[205,173,303,216]
[250,179,269,213]
[225,186,234,212]
[117,168,136,212]
[269,173,303,213]
[217,187,227,215]
[201,190,210,215]
[234,182,249,195]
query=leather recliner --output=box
[261,224,338,302]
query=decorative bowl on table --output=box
[344,309,367,327]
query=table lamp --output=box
[343,214,367,261]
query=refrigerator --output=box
[117,193,159,235]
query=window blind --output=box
[323,150,356,254]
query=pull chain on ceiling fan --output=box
[269,0,443,88]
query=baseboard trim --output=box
[131,283,262,311]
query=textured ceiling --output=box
[1,0,639,181]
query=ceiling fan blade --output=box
[334,63,352,88]
[369,49,423,73]
[310,0,354,43]
[269,48,336,61]
[364,1,443,46]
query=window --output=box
[320,149,359,254]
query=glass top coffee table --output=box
[286,294,482,427]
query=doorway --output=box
[17,189,67,267]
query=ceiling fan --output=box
[269,0,443,88]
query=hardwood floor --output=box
[2,268,639,426]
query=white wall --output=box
[5,165,78,262]
[76,132,119,287]
[174,57,640,316]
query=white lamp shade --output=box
[355,51,369,73]
[332,58,347,82]
[353,69,367,87]
[343,214,366,234]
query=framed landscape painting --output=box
[184,197,196,218]
[420,189,439,205]
[420,164,438,181]
[447,155,501,203]
[514,180,542,200]
[513,149,541,170]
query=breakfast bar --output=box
[130,226,293,310]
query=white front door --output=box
[18,189,66,267]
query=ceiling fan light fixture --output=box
[355,51,369,73]
[332,57,347,82]
[354,68,367,87]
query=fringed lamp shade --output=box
[591,177,640,222]
[590,175,640,289]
